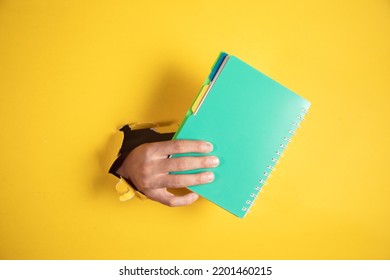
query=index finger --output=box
[152,140,213,156]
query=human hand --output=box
[117,140,219,207]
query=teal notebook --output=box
[172,52,311,218]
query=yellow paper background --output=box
[0,0,389,259]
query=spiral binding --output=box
[241,107,309,215]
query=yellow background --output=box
[0,0,389,259]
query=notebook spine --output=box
[241,107,310,215]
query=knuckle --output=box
[166,198,178,207]
[202,157,210,167]
[170,176,182,188]
[196,174,205,185]
[141,143,154,157]
[172,140,185,153]
[176,159,189,171]
[166,200,175,207]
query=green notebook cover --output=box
[172,52,311,218]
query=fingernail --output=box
[208,156,220,167]
[203,142,213,152]
[191,193,199,201]
[205,172,214,182]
